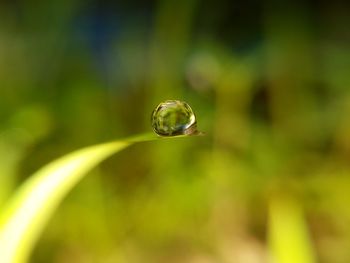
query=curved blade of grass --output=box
[0,132,161,263]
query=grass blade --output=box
[0,133,159,263]
[268,196,316,263]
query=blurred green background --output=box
[0,0,350,262]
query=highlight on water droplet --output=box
[151,100,201,136]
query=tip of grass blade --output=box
[0,131,203,263]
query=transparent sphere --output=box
[151,100,197,136]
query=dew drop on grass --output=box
[151,100,200,136]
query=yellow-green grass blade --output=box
[0,133,159,263]
[268,196,316,263]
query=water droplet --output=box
[151,100,199,136]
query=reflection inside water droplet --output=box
[151,100,199,136]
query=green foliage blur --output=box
[0,0,349,262]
